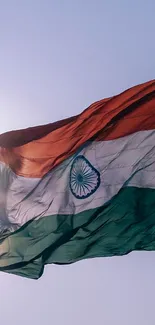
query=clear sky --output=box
[0,1,155,324]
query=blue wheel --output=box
[70,155,100,199]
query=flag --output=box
[0,79,155,279]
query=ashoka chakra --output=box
[69,155,100,199]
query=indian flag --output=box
[0,79,155,279]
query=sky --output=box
[0,1,155,324]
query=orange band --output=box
[0,80,154,178]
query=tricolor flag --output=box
[0,79,155,279]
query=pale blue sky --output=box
[0,1,155,324]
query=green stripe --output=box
[1,186,155,279]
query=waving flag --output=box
[0,79,155,279]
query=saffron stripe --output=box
[0,80,154,177]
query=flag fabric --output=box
[0,79,155,279]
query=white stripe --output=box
[0,129,155,232]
